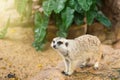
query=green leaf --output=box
[96,11,112,27]
[54,0,67,13]
[61,7,74,31]
[14,0,32,20]
[55,14,62,28]
[56,7,74,38]
[86,10,97,25]
[67,0,75,8]
[74,12,84,25]
[0,17,10,39]
[96,0,102,7]
[15,0,28,15]
[26,0,33,19]
[42,0,55,16]
[55,14,67,37]
[33,12,49,51]
[77,0,93,11]
[57,30,67,38]
[74,2,83,13]
[54,14,67,38]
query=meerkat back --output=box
[74,34,102,68]
[75,34,101,52]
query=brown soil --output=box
[0,26,120,80]
[0,26,61,80]
[1,0,120,80]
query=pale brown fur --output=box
[51,34,102,75]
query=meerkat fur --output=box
[51,34,102,75]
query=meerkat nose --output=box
[53,45,56,49]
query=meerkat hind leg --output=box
[94,62,99,70]
[93,56,100,70]
[80,58,90,68]
[94,48,102,70]
[80,62,87,68]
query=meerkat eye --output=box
[57,41,63,45]
[53,41,55,43]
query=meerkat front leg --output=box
[62,59,76,76]
[67,60,77,75]
[62,59,69,75]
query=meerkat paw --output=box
[94,62,99,70]
[62,71,68,76]
[62,71,73,76]
[80,62,87,68]
[67,71,73,76]
[80,65,86,68]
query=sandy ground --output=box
[0,26,62,80]
[0,26,120,80]
[0,1,120,80]
[0,1,62,79]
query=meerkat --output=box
[51,34,102,76]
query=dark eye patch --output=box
[65,42,68,47]
[57,41,63,45]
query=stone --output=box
[91,31,106,42]
[114,22,120,40]
[113,40,120,49]
[68,24,87,39]
[103,0,120,23]
[46,25,58,41]
[30,68,65,80]
[88,23,105,33]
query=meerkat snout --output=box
[53,45,56,49]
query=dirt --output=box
[0,0,120,80]
[0,26,120,80]
[0,26,61,80]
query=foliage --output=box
[33,12,49,50]
[14,0,112,50]
[0,17,10,39]
[14,0,32,20]
[33,0,111,50]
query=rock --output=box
[68,24,87,39]
[102,40,113,45]
[46,24,87,41]
[29,68,65,80]
[91,31,106,42]
[46,25,58,41]
[114,22,120,40]
[102,48,120,79]
[101,45,120,69]
[103,0,120,23]
[87,23,107,42]
[106,31,116,42]
[101,44,114,56]
[88,23,105,33]
[113,40,120,49]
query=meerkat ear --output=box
[65,42,68,47]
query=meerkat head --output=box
[51,37,69,52]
